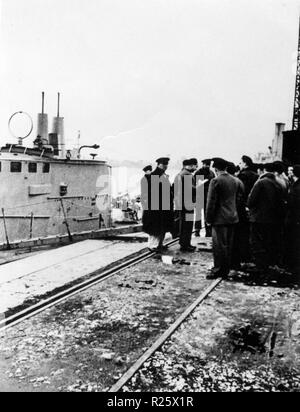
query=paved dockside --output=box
[0,239,148,315]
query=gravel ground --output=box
[125,280,300,392]
[1,236,298,393]
[0,244,212,392]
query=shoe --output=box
[206,273,228,280]
[207,267,229,279]
[207,273,228,280]
[173,258,191,266]
[148,248,157,252]
[148,247,161,253]
[245,266,264,275]
[206,273,219,279]
[231,264,242,271]
[180,246,197,253]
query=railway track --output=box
[109,278,222,392]
[0,237,182,332]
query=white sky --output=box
[0,0,300,163]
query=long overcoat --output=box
[141,167,174,236]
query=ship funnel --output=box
[272,123,285,160]
[37,92,49,144]
[52,92,66,158]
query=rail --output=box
[109,279,222,392]
[0,237,180,332]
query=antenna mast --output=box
[292,18,300,130]
[77,130,81,149]
[42,91,45,115]
[57,92,60,117]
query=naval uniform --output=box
[173,167,195,250]
[248,172,285,271]
[206,172,243,278]
[142,167,174,250]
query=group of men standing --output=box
[141,157,213,253]
[141,155,300,281]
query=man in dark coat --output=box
[194,159,215,237]
[248,163,285,272]
[238,156,259,197]
[273,161,290,195]
[174,159,197,252]
[235,155,259,265]
[227,162,247,269]
[206,158,244,279]
[284,165,300,277]
[141,157,174,252]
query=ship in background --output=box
[256,19,300,165]
[0,92,112,245]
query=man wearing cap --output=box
[288,166,294,184]
[248,163,285,274]
[174,159,197,252]
[206,158,244,279]
[238,156,258,197]
[189,158,199,173]
[143,165,153,176]
[194,159,215,237]
[285,165,300,277]
[141,157,174,252]
[141,166,152,213]
[273,161,290,194]
[234,155,259,266]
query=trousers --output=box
[250,223,279,270]
[231,221,251,267]
[212,225,236,277]
[179,211,194,248]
